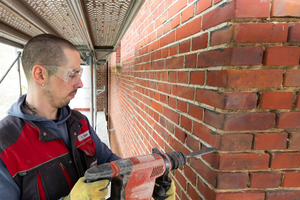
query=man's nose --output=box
[75,78,84,88]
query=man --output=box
[0,34,120,200]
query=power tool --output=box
[84,147,216,200]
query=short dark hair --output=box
[21,34,78,81]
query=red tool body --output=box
[85,148,215,200]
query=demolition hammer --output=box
[85,147,216,200]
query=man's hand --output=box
[152,177,176,200]
[63,177,109,200]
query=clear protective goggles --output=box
[43,65,83,85]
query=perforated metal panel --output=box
[84,0,131,46]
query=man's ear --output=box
[31,65,47,85]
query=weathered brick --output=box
[190,71,205,85]
[196,0,212,15]
[289,23,300,42]
[254,132,287,150]
[215,192,265,200]
[264,46,300,66]
[184,165,196,185]
[205,111,275,131]
[196,89,257,110]
[169,71,176,83]
[169,45,178,56]
[163,106,180,124]
[151,100,163,113]
[289,132,300,150]
[169,135,189,154]
[185,53,197,68]
[180,115,192,132]
[193,121,220,148]
[284,69,300,87]
[218,153,270,170]
[191,157,217,187]
[172,85,194,100]
[198,47,263,67]
[202,1,235,30]
[260,91,294,109]
[176,17,202,41]
[250,172,281,188]
[207,69,283,88]
[175,170,186,189]
[174,127,186,143]
[211,23,289,46]
[188,104,203,121]
[152,60,165,70]
[282,171,300,187]
[157,82,171,94]
[192,32,208,51]
[166,56,184,69]
[220,133,253,151]
[179,40,190,54]
[182,4,194,23]
[277,112,300,129]
[186,134,199,151]
[271,0,300,17]
[177,100,187,113]
[168,96,176,109]
[270,152,300,169]
[235,0,270,18]
[217,172,248,189]
[267,190,300,200]
[160,31,175,47]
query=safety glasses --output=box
[43,65,83,85]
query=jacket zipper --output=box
[58,162,74,190]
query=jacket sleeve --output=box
[83,116,120,164]
[0,158,20,200]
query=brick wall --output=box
[106,0,300,199]
[96,64,105,111]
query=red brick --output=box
[182,4,194,23]
[189,183,204,200]
[175,170,186,189]
[177,100,187,113]
[250,172,281,189]
[264,46,300,66]
[216,192,265,200]
[174,127,187,143]
[169,71,176,83]
[160,31,175,47]
[190,158,217,187]
[169,45,178,56]
[188,104,203,121]
[267,190,300,200]
[179,40,190,54]
[161,47,168,58]
[277,112,300,129]
[163,106,180,124]
[289,23,300,42]
[169,136,189,154]
[152,60,165,70]
[254,132,287,150]
[260,91,294,109]
[271,0,300,17]
[282,171,300,187]
[171,14,180,29]
[197,179,216,200]
[168,96,176,109]
[214,0,222,4]
[205,111,275,131]
[196,89,257,110]
[180,115,192,132]
[163,21,172,34]
[284,69,300,87]
[185,53,197,68]
[151,100,163,113]
[157,82,171,94]
[192,32,208,51]
[202,1,235,30]
[218,153,270,170]
[172,85,194,100]
[168,0,187,19]
[186,134,199,151]
[196,0,212,15]
[166,56,184,69]
[193,121,220,148]
[184,165,196,185]
[190,71,205,85]
[156,124,168,141]
[207,69,283,88]
[176,17,202,41]
[211,23,289,46]
[220,133,253,151]
[289,132,300,150]
[198,47,263,67]
[270,152,300,169]
[217,172,248,189]
[235,0,270,18]
[296,92,300,107]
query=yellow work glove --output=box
[63,177,109,200]
[152,177,176,200]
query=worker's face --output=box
[44,49,83,108]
